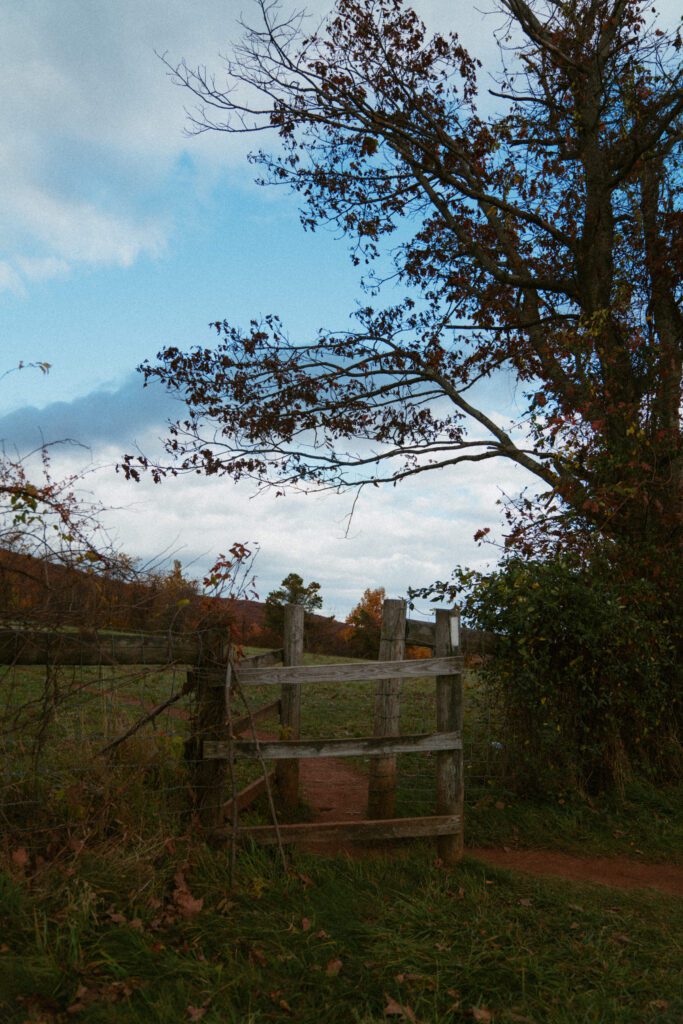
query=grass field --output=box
[1,843,681,1023]
[1,649,681,1022]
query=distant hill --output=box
[0,548,349,652]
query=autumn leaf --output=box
[174,890,204,917]
[384,994,417,1021]
[470,1007,494,1022]
[172,870,204,917]
[301,917,312,931]
[326,957,343,977]
[11,846,29,871]
[187,1006,207,1021]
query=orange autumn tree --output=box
[344,586,385,658]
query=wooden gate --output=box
[200,599,464,864]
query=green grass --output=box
[1,648,682,1023]
[1,844,681,1023]
[2,652,682,863]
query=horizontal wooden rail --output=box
[231,699,281,737]
[0,629,201,666]
[221,814,461,845]
[406,619,497,656]
[224,771,276,818]
[204,730,462,761]
[224,655,462,688]
[238,649,284,669]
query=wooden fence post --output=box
[367,598,407,819]
[191,628,230,831]
[434,608,464,863]
[277,603,304,811]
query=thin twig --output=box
[230,655,288,871]
[99,676,194,754]
[225,656,239,887]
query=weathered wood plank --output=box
[405,618,436,648]
[231,699,281,737]
[0,629,200,666]
[204,731,462,761]
[227,655,462,687]
[405,619,498,657]
[223,814,461,845]
[368,599,406,819]
[278,604,304,810]
[190,636,230,830]
[435,609,463,864]
[223,771,276,817]
[238,649,284,669]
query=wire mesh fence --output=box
[0,632,504,848]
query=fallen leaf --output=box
[174,890,204,917]
[250,947,267,967]
[187,1007,207,1021]
[315,929,330,940]
[11,847,29,871]
[518,898,532,907]
[301,917,312,932]
[269,991,292,1014]
[649,999,670,1011]
[612,932,630,944]
[470,1007,494,1022]
[495,801,506,810]
[384,994,417,1020]
[326,957,343,977]
[508,1013,535,1023]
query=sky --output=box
[1,0,678,618]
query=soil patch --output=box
[469,847,683,897]
[94,694,682,896]
[295,755,683,895]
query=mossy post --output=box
[277,603,304,811]
[435,607,463,863]
[367,598,407,819]
[192,628,230,831]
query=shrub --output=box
[435,554,681,795]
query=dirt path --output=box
[468,847,683,897]
[296,754,683,896]
[96,691,682,896]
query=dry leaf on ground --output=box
[11,847,29,871]
[383,994,417,1021]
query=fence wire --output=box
[1,639,504,844]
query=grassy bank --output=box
[1,843,681,1023]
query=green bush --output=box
[442,554,681,795]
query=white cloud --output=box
[0,262,25,296]
[44,430,535,620]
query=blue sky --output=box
[2,0,678,617]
